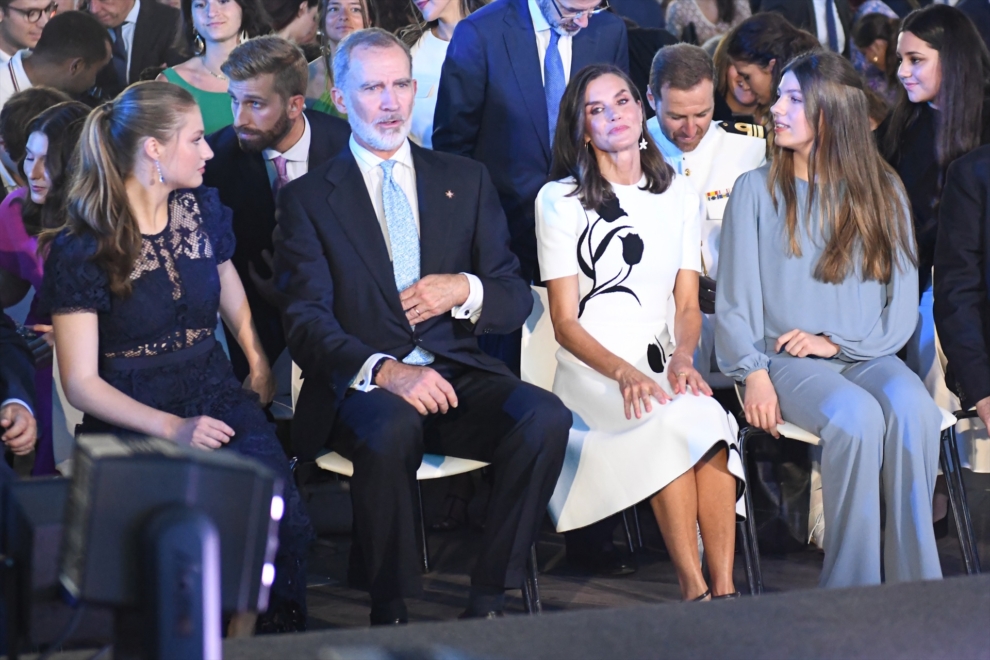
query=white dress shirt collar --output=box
[528,0,552,32]
[350,134,414,173]
[124,0,141,26]
[264,114,311,162]
[651,118,718,161]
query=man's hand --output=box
[375,360,458,415]
[976,396,990,429]
[400,274,470,324]
[0,402,36,456]
[775,329,840,358]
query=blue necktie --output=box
[544,30,566,147]
[824,0,839,52]
[111,24,128,86]
[381,160,434,366]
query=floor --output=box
[302,468,990,630]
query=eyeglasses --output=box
[549,0,609,22]
[4,2,58,23]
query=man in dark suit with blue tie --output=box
[1,313,36,459]
[433,0,628,371]
[274,29,570,625]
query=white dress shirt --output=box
[109,0,141,86]
[812,0,846,54]
[0,50,34,111]
[348,136,484,391]
[0,50,11,65]
[528,0,573,85]
[263,114,312,185]
[0,398,32,415]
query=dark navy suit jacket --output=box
[0,313,34,412]
[934,145,990,410]
[433,0,628,282]
[960,0,990,52]
[273,143,532,458]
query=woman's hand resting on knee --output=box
[774,330,840,358]
[614,362,670,420]
[666,352,713,397]
[744,370,783,438]
[164,415,235,450]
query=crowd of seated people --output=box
[0,0,988,636]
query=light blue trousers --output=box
[769,354,943,587]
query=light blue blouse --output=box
[715,166,919,381]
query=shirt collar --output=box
[350,135,414,174]
[528,0,551,33]
[10,50,32,89]
[649,116,718,159]
[264,114,311,162]
[124,0,141,25]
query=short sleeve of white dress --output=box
[536,179,583,281]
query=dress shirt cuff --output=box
[451,273,484,324]
[349,354,395,392]
[1,398,33,417]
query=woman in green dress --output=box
[305,0,371,117]
[159,0,273,135]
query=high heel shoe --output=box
[690,589,711,602]
[713,592,741,600]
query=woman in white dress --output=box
[537,64,745,601]
[399,0,485,149]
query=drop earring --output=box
[155,160,165,184]
[194,32,205,55]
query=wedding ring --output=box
[414,308,421,316]
[676,371,688,377]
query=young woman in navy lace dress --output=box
[39,82,312,633]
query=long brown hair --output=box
[19,102,90,238]
[397,0,486,47]
[40,82,199,297]
[882,5,990,174]
[550,64,673,210]
[318,0,374,86]
[768,51,915,284]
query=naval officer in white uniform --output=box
[646,43,766,386]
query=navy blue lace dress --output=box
[41,187,312,622]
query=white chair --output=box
[292,363,544,613]
[733,384,981,594]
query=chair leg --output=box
[738,425,764,595]
[417,481,431,573]
[525,543,542,615]
[940,427,982,574]
[632,504,644,549]
[621,509,635,554]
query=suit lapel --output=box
[239,149,275,220]
[305,112,332,166]
[570,22,601,79]
[504,0,552,161]
[323,152,405,319]
[129,2,155,81]
[413,145,451,278]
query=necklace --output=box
[201,58,228,81]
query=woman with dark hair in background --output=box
[538,64,744,601]
[666,0,750,45]
[0,100,88,476]
[305,0,372,116]
[725,13,821,119]
[709,25,759,125]
[265,0,320,48]
[160,0,273,135]
[398,0,484,148]
[717,51,940,588]
[880,3,990,515]
[852,12,900,104]
[40,82,311,632]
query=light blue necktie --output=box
[381,159,434,366]
[544,30,566,148]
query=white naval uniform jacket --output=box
[647,118,766,279]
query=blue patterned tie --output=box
[381,160,434,366]
[544,30,566,148]
[824,0,839,52]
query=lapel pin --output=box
[445,190,454,199]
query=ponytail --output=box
[42,81,197,297]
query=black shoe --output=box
[459,609,505,620]
[712,591,741,600]
[370,599,408,626]
[255,601,307,634]
[430,494,470,532]
[569,550,637,577]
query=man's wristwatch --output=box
[370,357,389,386]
